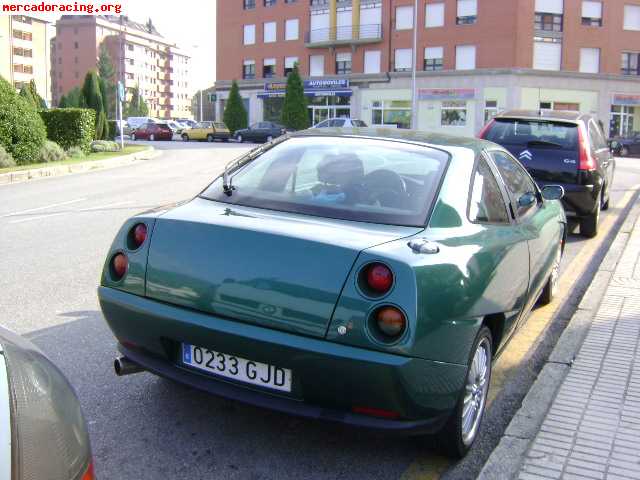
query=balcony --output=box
[305,24,382,48]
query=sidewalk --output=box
[481,202,640,480]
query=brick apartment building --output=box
[215,0,640,137]
[0,15,51,105]
[52,15,192,119]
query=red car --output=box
[131,122,173,141]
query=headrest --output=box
[317,154,364,184]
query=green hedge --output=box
[0,75,47,165]
[40,108,96,153]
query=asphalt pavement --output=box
[1,140,640,480]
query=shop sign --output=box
[418,88,476,101]
[260,79,351,98]
[613,93,640,106]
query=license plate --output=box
[181,343,292,393]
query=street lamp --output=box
[410,0,419,130]
[192,44,203,122]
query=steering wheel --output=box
[361,169,407,208]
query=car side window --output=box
[316,120,330,128]
[469,157,510,224]
[589,120,606,150]
[332,119,346,127]
[491,151,539,218]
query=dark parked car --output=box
[480,110,615,238]
[235,122,287,143]
[610,132,640,157]
[131,122,173,141]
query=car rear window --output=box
[352,120,367,127]
[215,123,227,129]
[201,136,450,227]
[484,119,579,151]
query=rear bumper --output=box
[538,179,601,217]
[98,286,465,434]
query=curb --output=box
[478,196,640,479]
[0,146,160,186]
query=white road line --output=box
[9,212,67,224]
[77,201,132,212]
[1,197,87,218]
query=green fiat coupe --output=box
[98,129,566,457]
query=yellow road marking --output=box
[400,184,640,480]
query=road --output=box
[1,140,639,480]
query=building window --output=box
[13,47,33,58]
[74,41,79,49]
[264,0,276,6]
[394,48,412,72]
[455,45,476,70]
[364,50,381,74]
[310,0,328,5]
[264,21,277,43]
[285,0,297,3]
[424,46,444,70]
[12,30,32,41]
[622,52,640,76]
[15,16,32,24]
[533,38,562,70]
[243,60,256,79]
[581,1,602,26]
[441,101,467,126]
[535,12,562,31]
[580,48,600,74]
[611,105,636,137]
[284,56,298,75]
[395,5,414,30]
[263,58,277,78]
[285,19,299,40]
[371,100,411,129]
[244,0,256,9]
[484,100,499,123]
[243,24,256,45]
[425,3,445,28]
[336,52,352,74]
[310,55,324,76]
[624,5,640,31]
[457,0,477,24]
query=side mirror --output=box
[518,192,537,208]
[541,185,565,201]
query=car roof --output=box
[289,127,494,155]
[495,109,590,123]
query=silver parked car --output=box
[312,118,368,128]
[0,325,93,480]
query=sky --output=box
[43,0,217,90]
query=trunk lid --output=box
[483,118,581,184]
[145,198,421,338]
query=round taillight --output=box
[112,253,128,279]
[132,223,147,248]
[376,307,406,338]
[367,263,393,294]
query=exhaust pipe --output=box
[114,356,144,376]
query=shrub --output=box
[90,140,120,153]
[40,109,96,153]
[38,141,67,163]
[0,144,16,168]
[281,64,309,131]
[66,146,84,159]
[107,120,117,140]
[223,80,248,135]
[82,70,107,139]
[0,75,47,165]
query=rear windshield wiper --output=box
[527,140,564,149]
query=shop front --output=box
[610,93,640,138]
[417,88,477,137]
[258,79,353,125]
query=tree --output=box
[19,85,37,108]
[124,85,149,117]
[59,86,84,108]
[281,64,309,131]
[98,44,116,117]
[81,70,107,139]
[223,80,247,135]
[29,79,47,109]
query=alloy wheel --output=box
[461,337,490,446]
[150,134,155,141]
[550,246,562,298]
[237,135,243,143]
[267,135,273,142]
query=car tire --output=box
[580,192,601,238]
[131,133,136,141]
[437,326,492,459]
[182,134,189,142]
[150,134,155,141]
[539,237,563,305]
[207,134,215,143]
[236,135,243,143]
[222,138,229,142]
[621,146,629,157]
[602,185,610,211]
